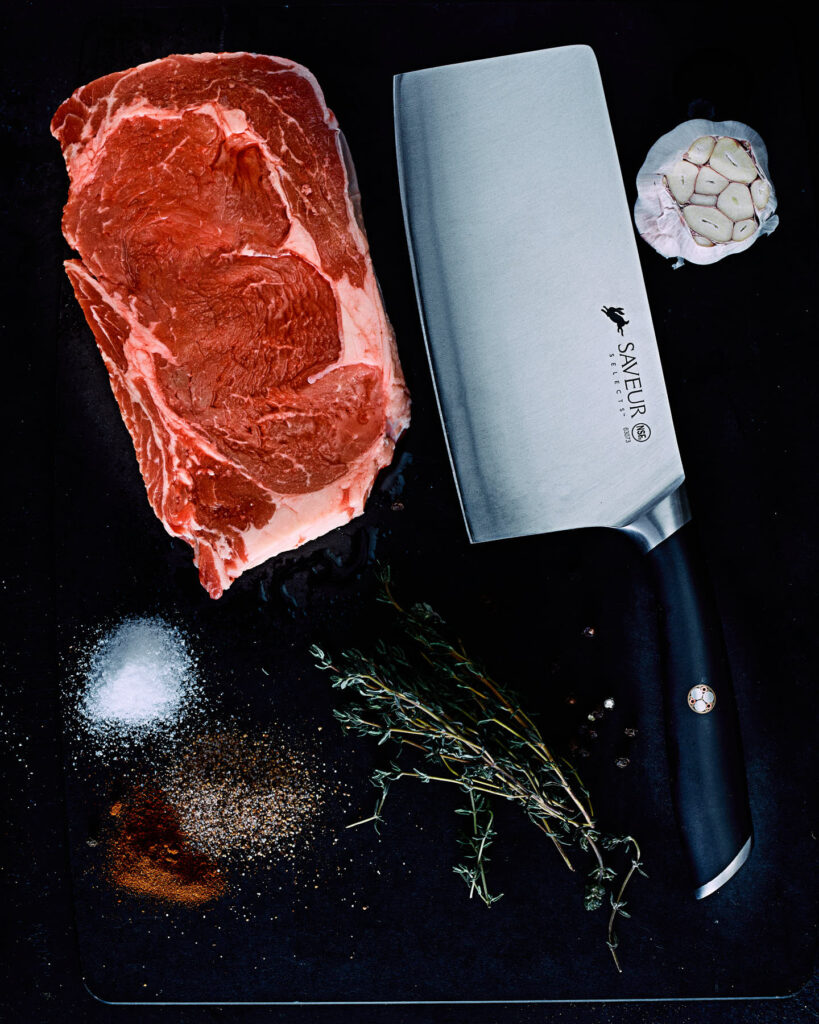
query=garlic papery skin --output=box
[634,119,778,266]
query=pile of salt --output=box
[79,617,200,740]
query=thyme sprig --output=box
[311,570,644,971]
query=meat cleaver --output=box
[394,45,752,898]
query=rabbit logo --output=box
[601,306,629,335]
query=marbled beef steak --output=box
[52,52,410,598]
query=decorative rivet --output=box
[687,685,717,714]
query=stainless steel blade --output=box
[395,45,688,550]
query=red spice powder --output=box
[107,787,225,905]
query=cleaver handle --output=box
[648,520,753,898]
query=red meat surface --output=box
[52,52,410,598]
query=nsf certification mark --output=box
[631,422,651,443]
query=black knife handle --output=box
[648,520,753,897]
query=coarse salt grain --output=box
[79,617,200,739]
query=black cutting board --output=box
[43,0,818,1004]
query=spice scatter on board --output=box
[161,729,332,869]
[64,619,354,905]
[106,787,225,905]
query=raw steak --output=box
[51,52,410,598]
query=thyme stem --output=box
[313,571,642,971]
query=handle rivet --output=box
[687,685,716,714]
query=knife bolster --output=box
[619,483,691,551]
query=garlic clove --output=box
[686,136,716,164]
[682,205,734,243]
[695,165,729,195]
[692,233,715,247]
[665,160,698,204]
[732,219,757,242]
[751,178,771,209]
[689,193,718,206]
[709,137,758,184]
[717,182,755,222]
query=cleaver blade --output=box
[395,44,752,899]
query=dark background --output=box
[3,0,817,1021]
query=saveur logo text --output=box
[602,306,651,443]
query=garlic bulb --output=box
[634,120,778,267]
